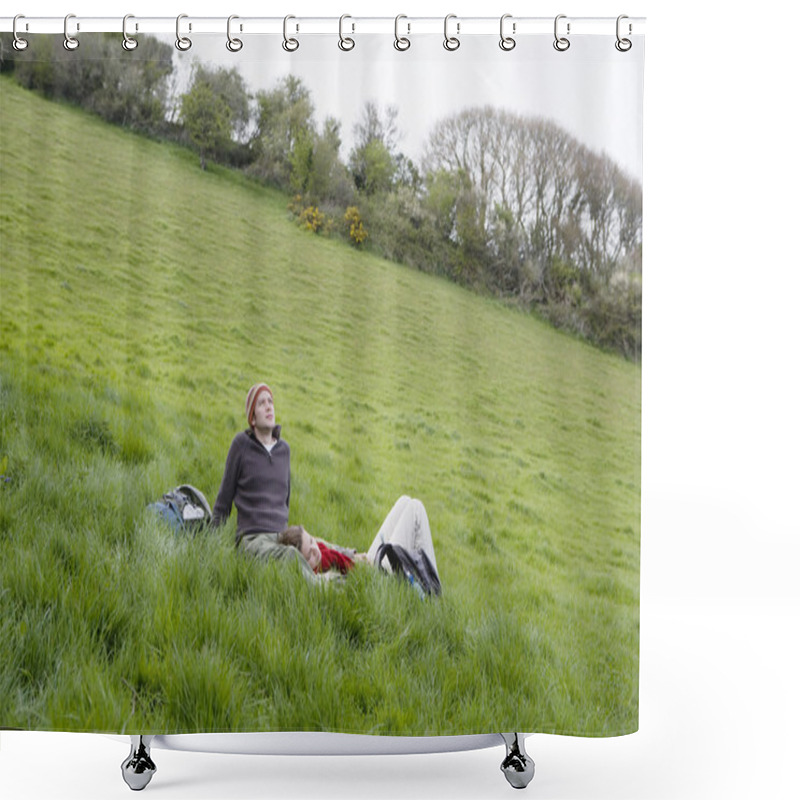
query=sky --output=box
[163,31,644,183]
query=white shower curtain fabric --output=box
[0,24,644,738]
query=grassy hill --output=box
[0,76,640,736]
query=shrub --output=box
[299,205,331,235]
[583,273,642,361]
[344,206,368,246]
[360,188,454,277]
[545,258,583,305]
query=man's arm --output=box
[211,437,240,527]
[285,440,291,510]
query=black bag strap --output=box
[375,542,440,596]
[375,542,414,575]
[415,549,442,596]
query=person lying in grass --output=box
[211,382,311,573]
[277,526,361,574]
[278,495,439,576]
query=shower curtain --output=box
[0,17,644,740]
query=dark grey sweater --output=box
[211,427,291,543]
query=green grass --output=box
[0,76,640,737]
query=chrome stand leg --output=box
[121,735,157,791]
[500,733,535,789]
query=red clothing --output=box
[317,541,355,574]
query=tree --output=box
[424,168,489,285]
[249,79,354,206]
[488,204,530,297]
[250,76,315,188]
[423,107,642,279]
[180,82,232,170]
[353,101,400,154]
[7,33,173,135]
[351,138,396,195]
[423,107,498,236]
[304,117,354,206]
[349,102,403,195]
[190,65,250,142]
[178,65,251,169]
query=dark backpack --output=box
[375,542,442,597]
[148,484,212,533]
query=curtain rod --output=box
[1,16,645,37]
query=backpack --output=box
[375,542,442,597]
[147,484,212,533]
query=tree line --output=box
[1,34,642,359]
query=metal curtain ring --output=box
[122,14,138,51]
[63,13,79,51]
[12,14,29,51]
[443,14,460,51]
[499,14,516,51]
[394,14,410,51]
[283,15,299,52]
[553,14,570,52]
[226,15,243,52]
[615,14,632,52]
[338,14,355,51]
[176,14,192,51]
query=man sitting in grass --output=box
[211,382,313,575]
[278,495,439,577]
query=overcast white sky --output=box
[165,32,644,182]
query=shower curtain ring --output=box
[12,15,29,51]
[338,14,355,51]
[615,15,632,51]
[443,14,460,51]
[394,15,411,51]
[226,15,243,52]
[63,13,79,51]
[122,15,138,51]
[553,14,570,52]
[175,14,192,51]
[339,14,356,53]
[283,15,299,52]
[499,14,516,51]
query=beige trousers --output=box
[366,495,438,572]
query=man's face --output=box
[300,529,321,571]
[252,390,275,430]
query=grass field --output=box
[0,75,640,737]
